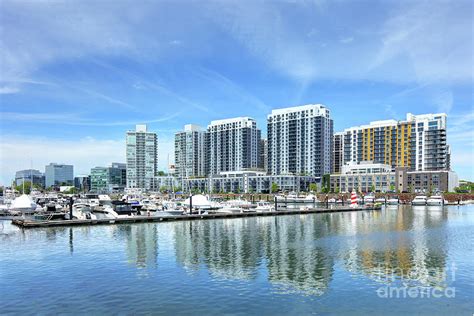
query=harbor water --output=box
[1,205,473,314]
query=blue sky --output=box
[0,0,473,184]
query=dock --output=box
[11,205,381,228]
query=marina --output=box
[11,204,381,228]
[1,204,473,315]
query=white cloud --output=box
[0,136,124,185]
[339,37,354,44]
[0,86,20,94]
[0,134,176,185]
[371,0,473,83]
[0,111,182,126]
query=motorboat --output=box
[69,203,97,220]
[411,196,427,206]
[363,195,375,204]
[387,197,399,205]
[426,195,446,206]
[215,207,244,214]
[375,198,386,203]
[255,201,274,212]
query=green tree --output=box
[271,182,279,193]
[14,181,41,194]
[370,184,376,193]
[389,184,395,192]
[309,183,318,192]
[157,171,166,176]
[159,186,168,193]
[321,174,331,193]
[334,186,340,194]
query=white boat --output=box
[92,205,119,219]
[412,196,427,206]
[363,195,375,203]
[328,198,336,203]
[375,198,386,203]
[10,194,40,214]
[255,201,274,212]
[387,198,399,205]
[426,195,446,206]
[70,203,97,220]
[215,207,244,214]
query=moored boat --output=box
[412,196,427,206]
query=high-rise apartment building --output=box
[259,139,268,173]
[332,132,344,174]
[340,113,448,171]
[126,125,158,190]
[267,104,333,177]
[208,117,261,175]
[174,124,207,179]
[45,163,74,187]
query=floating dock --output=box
[12,205,381,228]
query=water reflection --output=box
[118,224,158,269]
[171,206,448,295]
[1,205,453,297]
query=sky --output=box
[0,0,473,185]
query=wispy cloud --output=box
[0,86,20,94]
[193,67,270,112]
[0,111,181,126]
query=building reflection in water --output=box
[341,206,448,288]
[114,224,158,270]
[172,205,448,295]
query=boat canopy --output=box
[11,194,37,210]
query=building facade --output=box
[267,104,333,177]
[332,132,344,174]
[90,163,127,193]
[208,117,261,175]
[185,171,319,194]
[126,125,158,190]
[330,161,458,193]
[15,169,45,188]
[259,139,268,173]
[45,163,74,187]
[74,175,91,192]
[174,124,207,179]
[340,113,448,171]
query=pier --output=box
[12,205,381,228]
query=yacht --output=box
[426,195,446,206]
[255,201,274,212]
[411,196,427,206]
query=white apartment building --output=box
[126,124,158,190]
[267,104,333,177]
[174,124,207,179]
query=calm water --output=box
[1,205,473,315]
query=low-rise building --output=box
[184,170,318,194]
[330,161,458,193]
[90,163,127,193]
